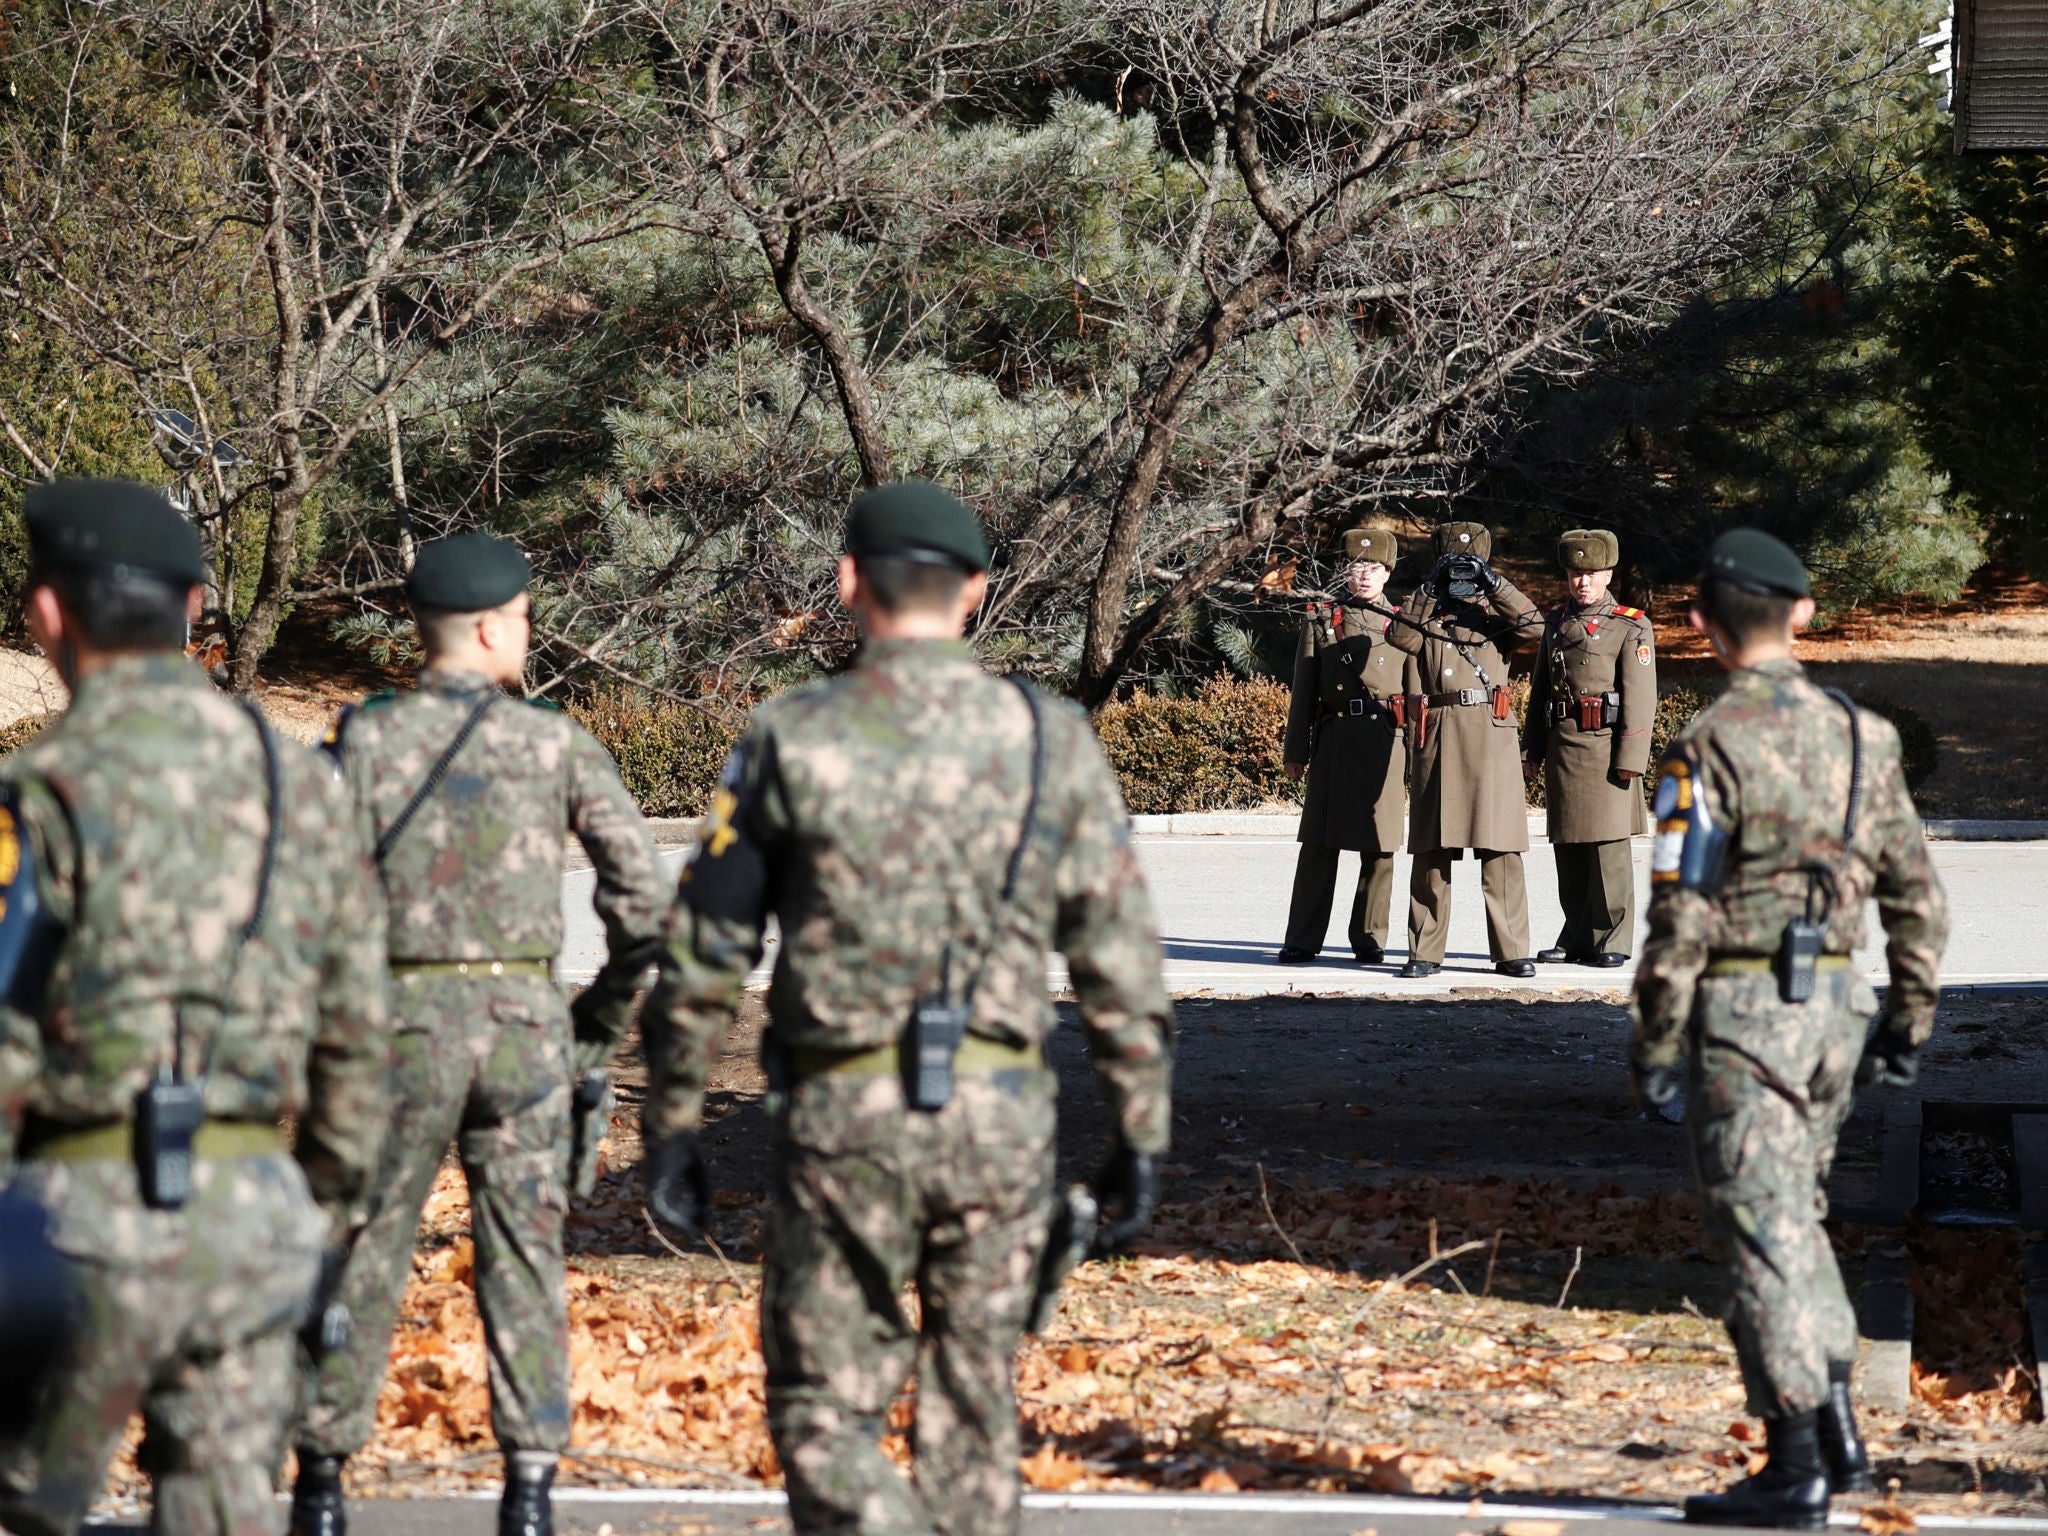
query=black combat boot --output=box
[500,1453,556,1536]
[1820,1360,1876,1494]
[1684,1409,1831,1530]
[288,1452,347,1536]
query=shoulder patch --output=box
[359,689,399,711]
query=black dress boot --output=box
[500,1455,556,1536]
[1684,1409,1831,1530]
[1820,1361,1875,1493]
[289,1452,347,1536]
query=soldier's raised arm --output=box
[1483,574,1544,652]
[1387,582,1433,656]
[564,724,669,1073]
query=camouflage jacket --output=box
[1631,658,1949,1068]
[334,667,669,1054]
[640,638,1174,1153]
[0,654,391,1215]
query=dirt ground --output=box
[1650,569,2048,820]
[261,988,2048,1519]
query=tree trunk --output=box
[1076,274,1281,705]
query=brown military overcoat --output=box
[1389,579,1543,854]
[1523,593,1656,844]
[1283,602,1406,852]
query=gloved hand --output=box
[1475,560,1504,596]
[644,1132,711,1239]
[570,983,629,1076]
[1630,1060,1683,1111]
[1089,1144,1158,1256]
[1856,1016,1919,1088]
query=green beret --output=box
[23,479,206,587]
[1701,528,1809,599]
[1432,521,1492,562]
[405,533,531,612]
[845,481,989,573]
[1558,528,1619,572]
[1340,527,1398,567]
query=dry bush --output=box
[566,693,740,820]
[1096,678,1292,815]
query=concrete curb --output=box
[646,812,2048,843]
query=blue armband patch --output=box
[0,784,63,1012]
[1650,749,1727,892]
[677,744,769,925]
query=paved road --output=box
[562,835,2041,996]
[84,1489,2042,1536]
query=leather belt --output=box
[1705,955,1854,976]
[1416,688,1488,708]
[790,1036,1043,1082]
[391,958,553,979]
[23,1118,287,1164]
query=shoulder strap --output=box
[999,676,1045,906]
[1822,688,1864,849]
[238,700,284,945]
[182,703,284,1086]
[374,691,499,865]
[955,677,1044,1009]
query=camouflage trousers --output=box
[299,972,573,1457]
[0,1150,325,1536]
[1688,967,1864,1418]
[764,1064,1057,1536]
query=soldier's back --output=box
[753,639,1116,1050]
[341,669,604,961]
[9,656,378,1128]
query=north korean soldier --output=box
[636,482,1174,1536]
[293,535,671,1536]
[1276,527,1406,966]
[1387,521,1544,978]
[0,480,391,1536]
[1631,530,1947,1530]
[1523,528,1655,968]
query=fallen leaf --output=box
[1019,1442,1085,1492]
[1198,1468,1239,1492]
[1861,1507,1918,1536]
[1726,1420,1756,1443]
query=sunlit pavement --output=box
[561,833,2046,998]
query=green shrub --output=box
[565,692,741,819]
[1095,677,1293,815]
[0,715,50,758]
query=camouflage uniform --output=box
[1631,658,1947,1417]
[642,638,1173,1536]
[0,654,391,1536]
[299,668,668,1460]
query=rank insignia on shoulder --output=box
[1614,604,1646,620]
[524,697,563,712]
